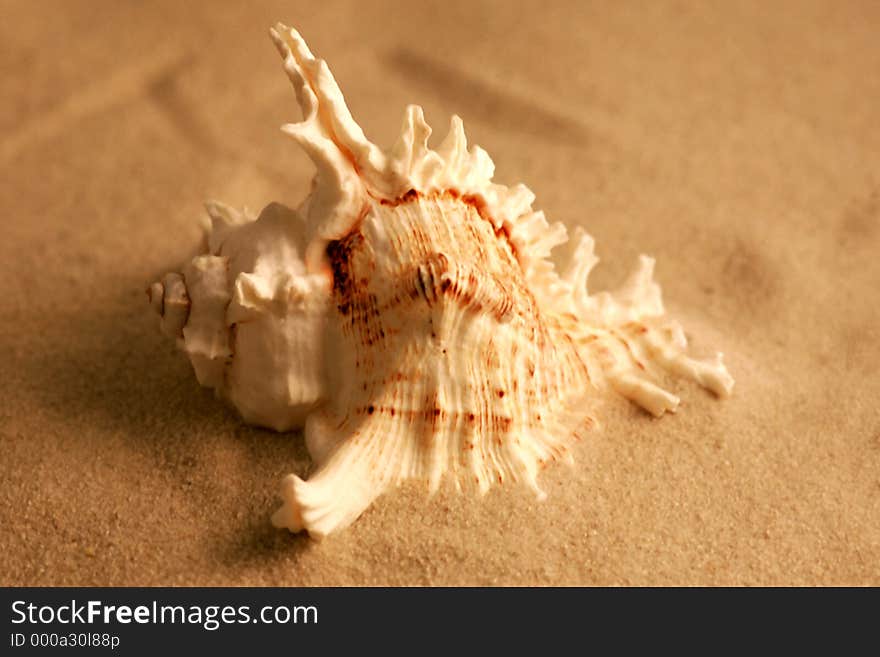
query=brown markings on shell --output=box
[378,189,520,260]
[330,191,533,334]
[321,190,593,481]
[326,235,357,311]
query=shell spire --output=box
[148,25,734,540]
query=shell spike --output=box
[270,23,315,61]
[272,427,393,539]
[436,114,468,177]
[389,104,433,177]
[204,199,244,226]
[464,145,495,187]
[270,28,319,125]
[271,23,386,181]
[561,228,598,284]
[550,227,600,313]
[203,200,251,254]
[613,255,663,318]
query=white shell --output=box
[149,24,734,538]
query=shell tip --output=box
[271,474,306,534]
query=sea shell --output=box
[148,24,734,538]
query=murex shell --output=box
[148,24,734,538]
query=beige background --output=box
[2,0,878,585]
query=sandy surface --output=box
[2,0,879,585]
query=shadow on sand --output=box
[19,274,316,571]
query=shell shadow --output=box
[21,280,240,469]
[17,274,315,568]
[209,515,316,576]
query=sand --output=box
[2,0,878,586]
